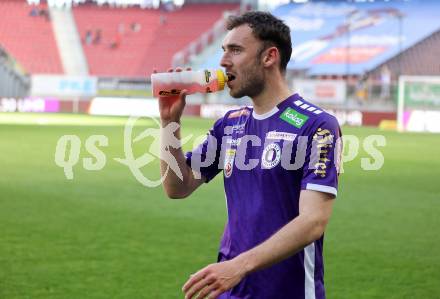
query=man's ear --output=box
[262,47,279,68]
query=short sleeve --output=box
[301,115,342,197]
[185,117,224,183]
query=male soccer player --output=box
[159,11,342,299]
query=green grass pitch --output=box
[0,113,439,298]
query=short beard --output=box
[230,44,270,99]
[230,63,265,99]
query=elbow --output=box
[307,216,330,241]
[163,187,189,199]
[167,192,187,199]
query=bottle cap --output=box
[216,69,227,90]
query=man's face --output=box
[220,25,266,99]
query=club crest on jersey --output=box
[224,149,236,178]
[261,143,281,169]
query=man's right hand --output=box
[155,67,204,199]
[154,67,190,125]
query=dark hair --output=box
[226,11,292,72]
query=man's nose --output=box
[220,54,231,68]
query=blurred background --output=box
[0,0,440,132]
[1,0,439,298]
[1,0,439,131]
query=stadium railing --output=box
[171,5,242,68]
[0,46,30,98]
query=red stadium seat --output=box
[0,1,63,74]
[73,3,239,78]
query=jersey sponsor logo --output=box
[266,131,297,141]
[226,138,241,146]
[312,128,334,178]
[228,108,250,119]
[232,123,245,130]
[261,143,282,169]
[231,123,246,133]
[224,149,236,178]
[280,107,309,129]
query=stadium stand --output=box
[369,29,440,80]
[72,3,239,77]
[0,1,63,74]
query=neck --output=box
[251,73,292,115]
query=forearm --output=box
[160,121,200,198]
[160,150,194,198]
[234,214,327,275]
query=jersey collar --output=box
[252,106,279,120]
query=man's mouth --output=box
[226,72,236,82]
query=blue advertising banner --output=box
[201,0,440,76]
[274,0,440,75]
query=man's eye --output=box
[232,48,241,54]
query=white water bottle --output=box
[151,69,227,97]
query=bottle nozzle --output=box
[217,70,227,90]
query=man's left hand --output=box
[182,259,247,299]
